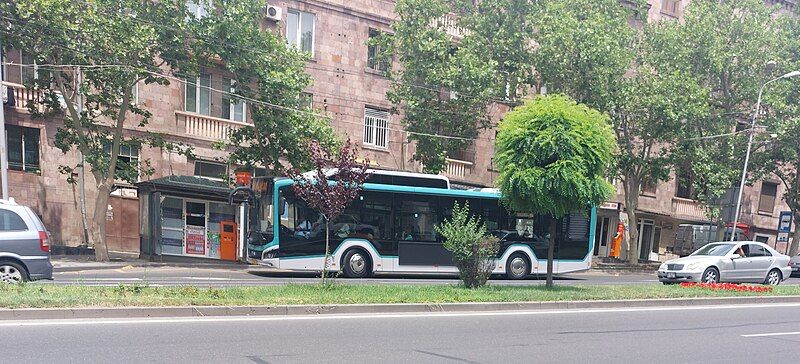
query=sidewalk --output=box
[51,252,253,272]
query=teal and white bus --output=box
[246,170,595,279]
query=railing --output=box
[432,13,469,39]
[672,197,708,221]
[2,81,43,112]
[175,110,249,142]
[442,158,473,180]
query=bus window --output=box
[355,192,392,241]
[395,194,437,242]
[555,212,591,260]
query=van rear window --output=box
[0,210,28,231]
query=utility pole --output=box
[0,36,10,200]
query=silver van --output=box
[0,199,53,283]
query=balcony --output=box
[432,13,469,40]
[442,158,473,180]
[175,110,249,142]
[2,81,44,112]
[672,197,708,222]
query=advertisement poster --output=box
[185,226,206,255]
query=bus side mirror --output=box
[278,196,286,216]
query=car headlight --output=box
[686,262,702,271]
[659,263,667,271]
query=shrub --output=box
[435,202,500,288]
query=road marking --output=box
[742,331,800,338]
[2,302,800,327]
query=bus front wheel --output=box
[505,253,530,280]
[341,248,373,278]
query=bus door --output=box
[395,194,450,272]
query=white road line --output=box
[742,331,800,338]
[2,302,800,327]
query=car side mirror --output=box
[731,253,741,260]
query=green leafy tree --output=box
[751,15,800,255]
[435,201,500,288]
[645,0,784,226]
[0,0,205,261]
[382,0,497,173]
[495,95,615,287]
[531,0,680,263]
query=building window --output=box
[6,125,40,173]
[187,0,211,18]
[194,160,228,181]
[675,168,694,199]
[131,82,139,105]
[759,182,778,214]
[221,78,246,122]
[641,178,657,195]
[20,51,39,85]
[367,28,388,72]
[103,142,140,181]
[661,0,681,17]
[185,73,211,116]
[755,235,770,245]
[363,107,389,148]
[287,9,315,55]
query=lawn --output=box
[1,283,799,309]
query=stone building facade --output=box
[0,0,796,262]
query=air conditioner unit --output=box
[265,5,282,21]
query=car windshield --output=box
[692,243,735,256]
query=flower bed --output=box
[679,282,773,292]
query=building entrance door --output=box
[638,219,655,261]
[594,216,611,256]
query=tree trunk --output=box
[790,212,800,256]
[546,217,557,288]
[623,177,640,265]
[90,184,111,262]
[322,218,330,284]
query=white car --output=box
[657,241,791,285]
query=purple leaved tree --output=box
[286,139,372,283]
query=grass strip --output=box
[1,283,799,309]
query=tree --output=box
[0,0,209,260]
[750,15,800,255]
[381,0,497,173]
[435,201,500,288]
[286,139,371,284]
[531,0,661,263]
[645,0,784,228]
[495,95,615,288]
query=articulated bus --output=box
[246,171,595,279]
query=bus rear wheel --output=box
[342,249,372,278]
[505,253,530,280]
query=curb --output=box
[53,262,255,273]
[2,296,800,321]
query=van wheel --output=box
[505,253,530,280]
[342,249,372,278]
[0,260,28,284]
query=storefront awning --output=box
[136,175,232,201]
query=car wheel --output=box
[0,260,28,284]
[341,249,372,278]
[701,267,720,284]
[505,253,530,280]
[765,269,782,286]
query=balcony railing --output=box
[672,197,708,221]
[432,13,469,39]
[442,158,473,180]
[175,110,249,142]
[2,81,43,112]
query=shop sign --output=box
[186,226,206,255]
[600,202,619,210]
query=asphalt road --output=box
[4,303,800,363]
[44,266,670,286]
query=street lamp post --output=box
[730,70,800,241]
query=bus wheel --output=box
[342,249,372,278]
[505,253,530,280]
